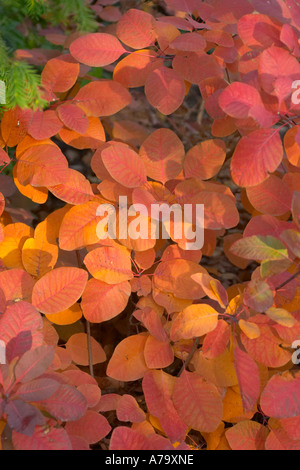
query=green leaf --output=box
[231,235,289,261]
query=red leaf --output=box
[145,66,186,115]
[234,347,261,412]
[231,128,283,187]
[246,175,293,216]
[65,410,111,444]
[173,52,223,85]
[226,421,269,450]
[57,104,89,134]
[144,335,174,369]
[16,378,59,402]
[15,345,55,383]
[41,384,87,421]
[6,331,33,363]
[164,0,207,14]
[219,83,264,119]
[5,400,45,436]
[116,9,156,49]
[110,427,148,450]
[116,394,146,423]
[237,14,281,48]
[70,33,126,67]
[12,425,72,450]
[142,370,188,443]
[261,374,300,418]
[0,302,43,349]
[259,46,300,102]
[206,0,253,23]
[0,192,4,216]
[170,32,206,51]
[28,110,63,140]
[101,142,147,188]
[202,320,231,359]
[173,370,223,433]
[0,148,10,165]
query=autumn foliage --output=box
[0,0,300,451]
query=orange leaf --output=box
[113,50,163,88]
[66,333,106,366]
[81,279,131,323]
[74,80,131,117]
[41,54,80,93]
[13,166,48,204]
[22,236,58,278]
[153,259,207,300]
[116,9,157,49]
[84,245,133,284]
[32,267,88,314]
[0,269,35,303]
[184,139,226,180]
[144,335,174,369]
[170,304,219,341]
[106,334,149,381]
[59,200,106,251]
[16,144,68,187]
[284,125,300,167]
[49,169,94,205]
[58,117,105,149]
[45,303,82,326]
[101,142,147,188]
[238,319,261,339]
[1,108,33,147]
[139,128,185,183]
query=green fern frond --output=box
[1,61,47,110]
[24,0,47,19]
[49,0,98,32]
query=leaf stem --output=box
[178,337,200,377]
[276,268,300,291]
[86,320,94,378]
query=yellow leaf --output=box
[22,237,58,278]
[45,303,82,325]
[170,304,219,341]
[239,319,261,339]
[0,223,33,269]
[266,307,295,328]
